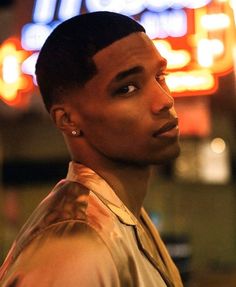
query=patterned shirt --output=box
[0,162,183,287]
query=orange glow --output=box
[194,4,234,76]
[201,13,230,30]
[166,70,217,96]
[175,99,211,136]
[197,39,225,67]
[152,1,235,97]
[153,40,191,69]
[0,0,234,108]
[0,38,33,107]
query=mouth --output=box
[153,118,179,137]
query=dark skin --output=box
[51,32,180,218]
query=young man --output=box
[0,12,182,287]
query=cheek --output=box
[83,102,137,129]
[83,109,142,145]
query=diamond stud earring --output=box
[71,130,81,136]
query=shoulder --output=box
[2,222,120,287]
[1,181,120,286]
[12,181,94,258]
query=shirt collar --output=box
[66,162,175,285]
[66,161,137,226]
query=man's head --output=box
[36,12,180,166]
[35,11,145,112]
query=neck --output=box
[68,138,154,217]
[97,163,152,217]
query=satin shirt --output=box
[0,162,183,287]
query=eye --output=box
[115,84,138,95]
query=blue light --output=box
[185,0,212,9]
[166,9,187,37]
[120,0,145,16]
[146,0,170,12]
[140,12,167,39]
[21,23,53,51]
[140,9,187,39]
[146,0,212,11]
[85,0,122,13]
[50,20,62,30]
[33,0,57,23]
[21,0,207,53]
[58,0,83,21]
[21,53,39,84]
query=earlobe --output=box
[50,105,77,135]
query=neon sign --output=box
[140,10,187,39]
[85,0,212,14]
[154,41,191,69]
[154,1,235,96]
[0,0,235,107]
[0,38,33,107]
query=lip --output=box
[153,118,179,137]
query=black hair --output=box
[35,11,145,112]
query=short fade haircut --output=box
[35,11,145,112]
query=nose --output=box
[150,81,174,115]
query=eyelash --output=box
[156,72,168,83]
[114,83,138,96]
[114,71,168,96]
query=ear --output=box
[50,104,78,136]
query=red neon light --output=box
[0,0,235,108]
[161,1,235,97]
[0,37,34,107]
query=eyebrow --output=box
[110,58,168,84]
[112,66,144,83]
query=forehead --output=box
[90,32,166,85]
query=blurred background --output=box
[0,0,236,286]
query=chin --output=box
[151,143,181,165]
[111,142,181,166]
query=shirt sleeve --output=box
[2,222,120,287]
